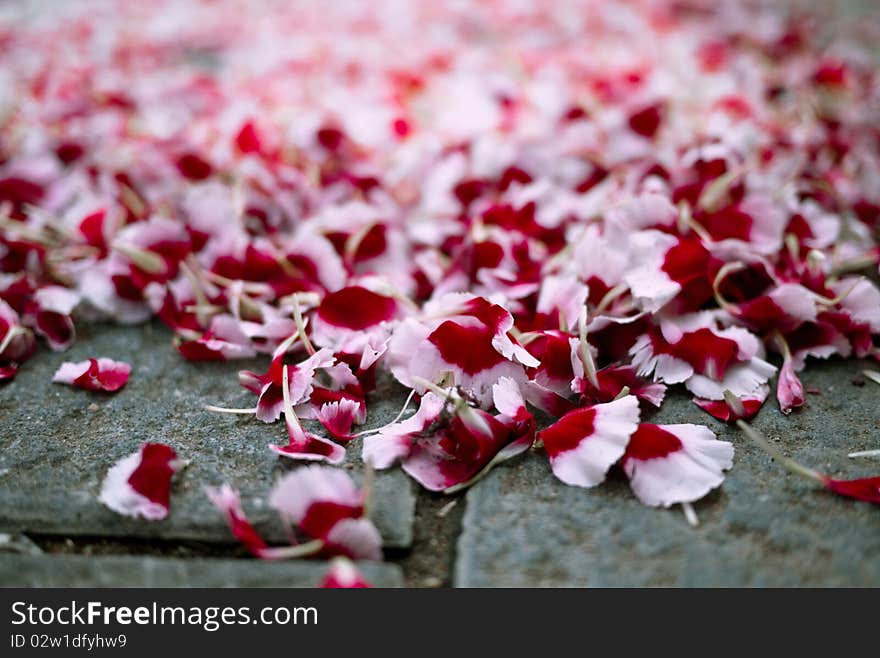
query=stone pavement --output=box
[0,555,403,587]
[0,322,878,587]
[456,359,880,587]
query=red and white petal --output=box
[605,191,677,232]
[320,557,372,588]
[269,422,346,465]
[285,230,347,292]
[269,440,345,464]
[713,325,764,361]
[527,331,577,395]
[362,393,446,468]
[253,381,285,423]
[386,317,431,384]
[289,348,336,401]
[52,357,131,392]
[389,296,536,406]
[315,398,361,442]
[78,261,152,325]
[540,395,640,488]
[121,215,190,252]
[622,424,734,507]
[99,443,182,520]
[359,333,390,370]
[248,348,336,424]
[398,439,464,492]
[205,484,270,558]
[52,360,91,386]
[267,465,363,528]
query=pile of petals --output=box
[3,0,880,553]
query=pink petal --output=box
[777,359,806,414]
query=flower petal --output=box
[99,443,182,520]
[540,395,640,488]
[622,424,734,507]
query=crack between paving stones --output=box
[367,485,467,588]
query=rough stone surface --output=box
[0,322,414,549]
[455,359,880,587]
[0,554,404,587]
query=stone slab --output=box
[0,322,414,549]
[0,554,404,587]
[455,359,880,587]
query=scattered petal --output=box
[52,358,131,392]
[99,443,183,520]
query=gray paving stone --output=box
[0,554,404,587]
[0,322,414,549]
[455,359,880,587]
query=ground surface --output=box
[0,321,878,587]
